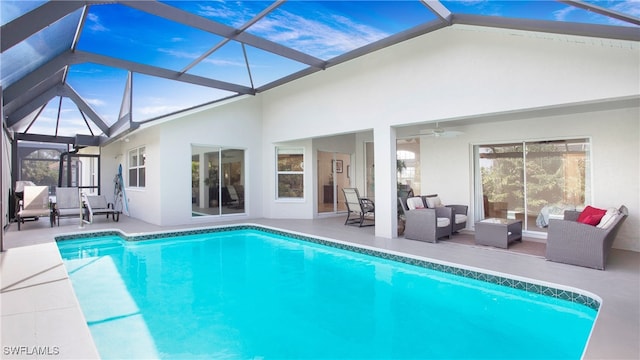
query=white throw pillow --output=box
[597,208,620,229]
[426,196,442,208]
[406,197,425,210]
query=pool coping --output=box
[55,223,602,311]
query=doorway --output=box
[317,151,350,214]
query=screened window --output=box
[128,146,146,188]
[277,148,304,199]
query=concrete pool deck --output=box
[1,215,638,359]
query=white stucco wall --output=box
[261,25,639,141]
[420,106,639,251]
[101,96,263,226]
[105,25,639,251]
[101,126,162,225]
[259,25,639,249]
[157,96,263,226]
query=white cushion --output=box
[426,196,442,208]
[597,208,620,229]
[406,197,425,210]
[436,217,450,228]
[455,214,467,224]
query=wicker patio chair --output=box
[402,196,452,243]
[422,194,468,233]
[545,205,628,270]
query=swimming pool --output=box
[57,225,598,359]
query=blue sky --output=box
[2,0,639,137]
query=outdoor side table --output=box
[475,218,522,249]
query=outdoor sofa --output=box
[545,205,628,270]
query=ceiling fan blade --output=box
[438,130,464,138]
[414,128,464,138]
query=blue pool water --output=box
[58,228,596,359]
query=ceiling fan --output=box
[417,123,464,138]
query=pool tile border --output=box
[55,224,600,310]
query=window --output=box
[128,146,146,188]
[396,150,415,160]
[397,138,421,195]
[277,148,304,199]
[475,138,590,233]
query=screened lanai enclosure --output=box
[3,1,637,142]
[1,1,639,233]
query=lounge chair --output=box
[83,194,120,223]
[16,185,52,230]
[342,188,374,227]
[545,205,628,270]
[53,187,83,226]
[401,196,452,243]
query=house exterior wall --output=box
[101,126,162,225]
[420,106,639,251]
[100,96,263,226]
[260,25,639,250]
[157,96,263,226]
[261,25,638,142]
[105,25,639,251]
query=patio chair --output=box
[53,187,83,226]
[342,188,374,227]
[227,185,244,209]
[423,194,468,233]
[83,194,120,223]
[402,196,452,243]
[545,205,628,270]
[16,185,53,230]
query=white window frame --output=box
[276,147,304,200]
[128,146,146,188]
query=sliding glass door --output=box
[317,151,350,214]
[191,145,244,217]
[475,138,590,233]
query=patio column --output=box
[373,125,398,239]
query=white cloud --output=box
[197,5,237,19]
[133,96,186,116]
[555,1,639,26]
[553,6,577,22]
[157,48,245,67]
[203,58,245,67]
[85,98,106,107]
[157,48,200,59]
[86,13,108,32]
[196,3,252,28]
[136,104,183,117]
[250,10,389,59]
[609,0,640,25]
